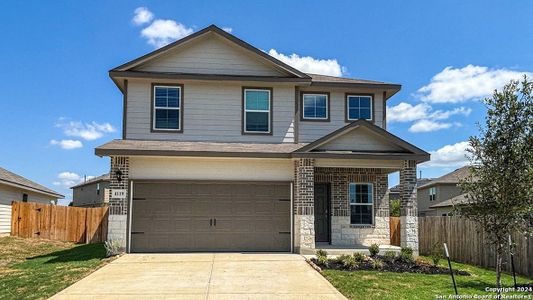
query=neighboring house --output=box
[71,174,110,207]
[0,167,63,234]
[417,166,470,216]
[429,194,469,216]
[389,178,433,201]
[95,25,430,254]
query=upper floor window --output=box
[429,187,437,201]
[349,183,373,225]
[96,183,100,195]
[302,93,329,121]
[22,193,28,202]
[243,88,271,134]
[346,94,373,121]
[152,85,182,131]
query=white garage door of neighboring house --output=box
[0,203,12,234]
[130,181,291,253]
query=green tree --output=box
[458,77,533,289]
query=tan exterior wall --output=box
[134,33,285,77]
[317,127,403,152]
[126,79,296,143]
[298,86,385,142]
[0,184,57,206]
[129,156,294,181]
[72,181,109,207]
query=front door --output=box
[314,183,330,243]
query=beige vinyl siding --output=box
[72,181,109,207]
[129,157,293,181]
[299,87,385,142]
[417,184,463,216]
[317,127,404,152]
[134,33,286,77]
[0,184,56,206]
[126,79,295,143]
[0,204,11,234]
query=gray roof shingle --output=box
[0,167,63,198]
[418,166,471,189]
[70,173,110,189]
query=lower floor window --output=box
[349,183,373,225]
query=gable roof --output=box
[70,173,110,189]
[111,25,310,79]
[418,166,471,189]
[389,178,434,193]
[429,193,469,209]
[0,167,63,198]
[293,120,430,162]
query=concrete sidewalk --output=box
[51,253,346,299]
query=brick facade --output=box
[315,167,393,246]
[293,158,315,251]
[107,156,130,249]
[399,160,419,254]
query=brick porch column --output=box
[399,160,419,255]
[293,158,315,253]
[107,156,129,250]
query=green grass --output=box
[322,256,532,300]
[0,236,111,300]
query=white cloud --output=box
[141,19,194,48]
[387,102,472,132]
[408,119,456,133]
[268,49,345,77]
[132,7,154,25]
[50,139,83,150]
[55,120,116,141]
[53,172,95,188]
[222,27,233,33]
[387,103,432,123]
[417,65,532,103]
[421,141,470,167]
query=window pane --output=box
[348,97,359,108]
[349,108,360,120]
[245,90,269,110]
[315,95,327,118]
[246,111,269,132]
[359,97,371,108]
[155,87,180,108]
[303,95,327,119]
[155,109,179,129]
[360,108,371,119]
[350,205,373,225]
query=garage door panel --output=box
[131,182,291,252]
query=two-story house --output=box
[96,25,429,254]
[417,166,470,216]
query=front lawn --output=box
[322,256,532,300]
[0,236,111,300]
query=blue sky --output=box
[1,1,532,205]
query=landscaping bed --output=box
[0,236,113,300]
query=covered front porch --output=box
[291,120,429,255]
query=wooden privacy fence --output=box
[419,217,533,276]
[389,217,401,246]
[10,201,108,244]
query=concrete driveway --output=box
[51,253,346,299]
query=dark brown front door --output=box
[314,183,330,243]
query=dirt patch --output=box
[0,236,75,267]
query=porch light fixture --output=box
[115,169,123,183]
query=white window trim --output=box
[244,88,271,134]
[348,182,374,226]
[346,95,373,121]
[302,93,329,120]
[153,85,181,131]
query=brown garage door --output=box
[131,181,291,252]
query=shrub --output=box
[368,244,380,257]
[383,251,397,263]
[353,252,366,263]
[316,249,329,267]
[104,240,123,257]
[430,242,444,266]
[336,254,351,263]
[399,247,414,262]
[340,254,358,270]
[372,258,384,269]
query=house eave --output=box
[292,152,430,162]
[95,148,292,159]
[0,180,64,199]
[109,70,312,84]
